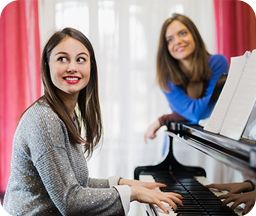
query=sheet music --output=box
[242,102,256,140]
[204,53,248,133]
[204,50,256,140]
[220,50,256,140]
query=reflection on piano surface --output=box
[135,122,256,216]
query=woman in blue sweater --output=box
[144,13,228,142]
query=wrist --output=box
[118,178,131,186]
[118,177,124,185]
[244,180,255,192]
[130,186,137,201]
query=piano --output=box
[134,122,256,216]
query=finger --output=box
[169,192,183,199]
[206,183,221,189]
[206,183,216,188]
[150,134,156,139]
[167,195,183,206]
[155,183,167,188]
[164,199,177,210]
[243,203,254,215]
[222,196,235,206]
[144,135,148,144]
[230,200,241,210]
[218,194,229,199]
[155,200,170,214]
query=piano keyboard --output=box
[140,173,242,216]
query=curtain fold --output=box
[214,0,256,61]
[0,0,41,193]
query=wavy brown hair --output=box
[41,27,102,156]
[157,13,211,97]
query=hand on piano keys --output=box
[140,174,241,216]
[206,180,256,215]
[126,177,183,214]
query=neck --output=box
[58,93,78,118]
[179,60,192,77]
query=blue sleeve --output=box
[163,55,228,124]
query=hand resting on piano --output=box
[207,181,256,215]
[118,178,183,214]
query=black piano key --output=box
[149,173,239,216]
[192,194,220,200]
[210,213,238,216]
[182,200,198,205]
[175,209,206,213]
[185,185,211,191]
[177,214,208,216]
[162,188,186,193]
[198,199,222,205]
[176,205,203,211]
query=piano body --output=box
[134,122,256,216]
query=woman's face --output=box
[49,37,91,98]
[165,20,195,63]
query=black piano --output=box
[134,122,256,216]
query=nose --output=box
[173,36,182,45]
[67,61,78,73]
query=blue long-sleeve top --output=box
[163,54,229,124]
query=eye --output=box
[57,56,68,63]
[77,57,86,63]
[179,30,188,37]
[166,36,173,44]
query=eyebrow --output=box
[55,51,89,57]
[166,28,187,40]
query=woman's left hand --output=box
[119,178,166,190]
[219,191,256,215]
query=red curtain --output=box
[214,0,256,61]
[0,0,41,193]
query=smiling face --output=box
[165,20,195,65]
[48,36,90,100]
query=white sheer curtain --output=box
[38,0,241,184]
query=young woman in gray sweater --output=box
[3,27,182,216]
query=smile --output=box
[64,76,81,84]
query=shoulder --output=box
[21,100,60,126]
[17,100,67,144]
[209,54,228,68]
[13,100,70,162]
[208,54,229,75]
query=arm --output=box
[29,105,183,215]
[164,55,228,123]
[144,112,185,142]
[27,107,125,216]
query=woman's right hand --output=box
[130,185,183,214]
[144,119,161,143]
[207,182,253,194]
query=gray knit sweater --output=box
[3,100,129,216]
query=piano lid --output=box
[166,123,256,179]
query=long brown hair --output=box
[157,13,211,97]
[41,27,102,156]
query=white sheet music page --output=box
[220,50,256,140]
[204,52,248,133]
